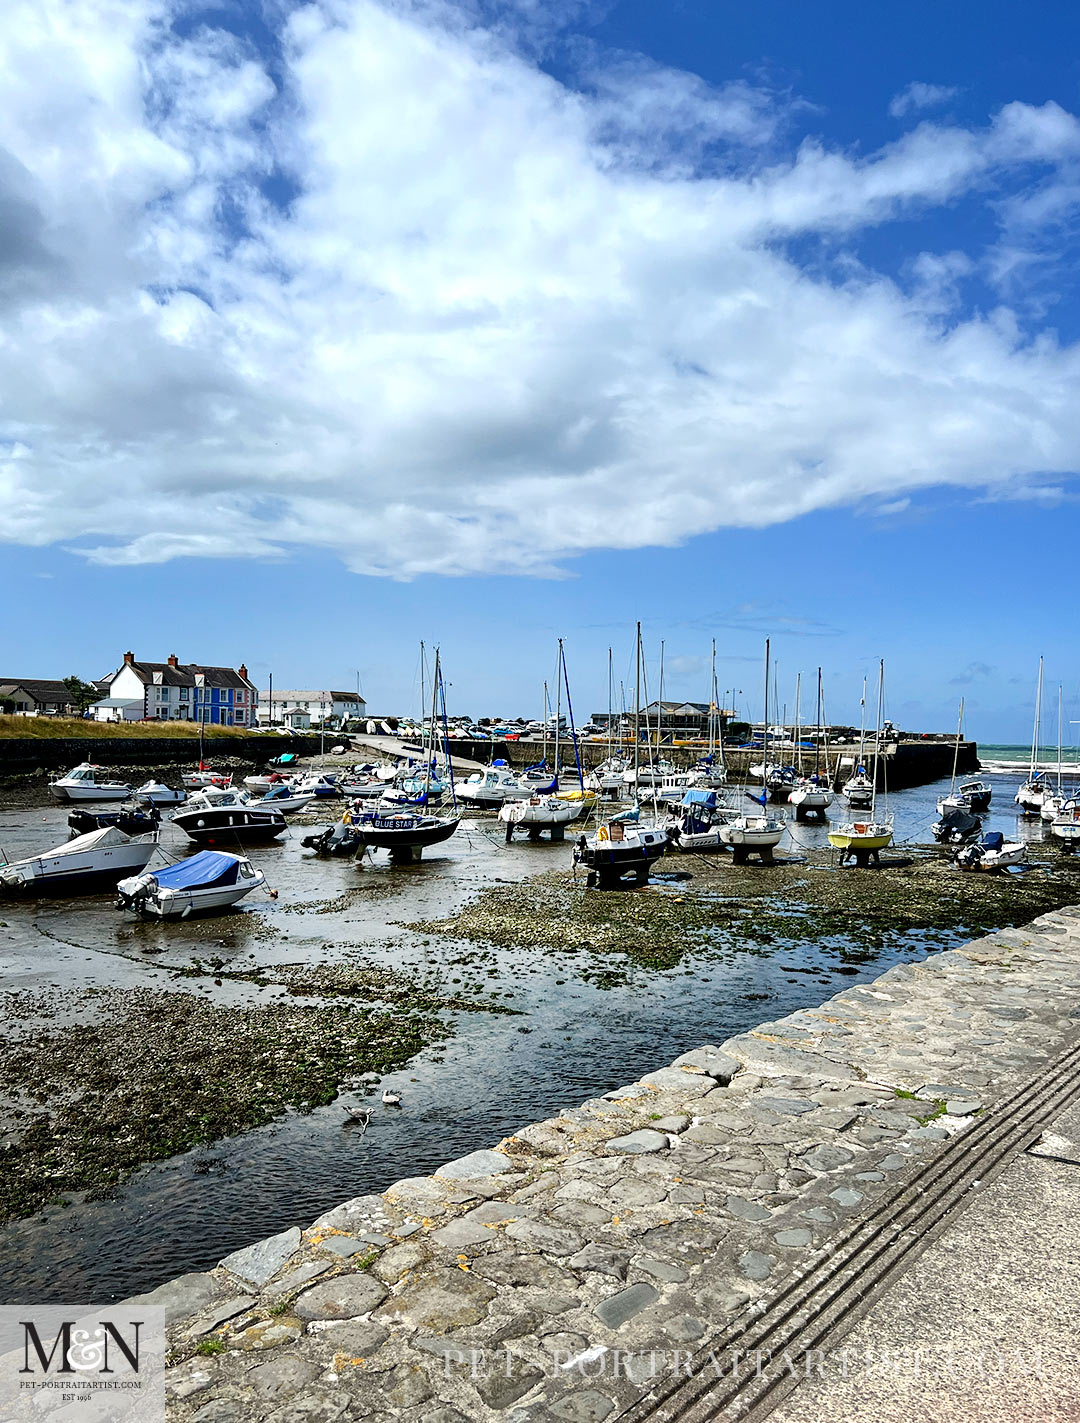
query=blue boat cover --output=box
[492,758,508,767]
[681,789,717,809]
[982,832,1004,851]
[153,851,240,889]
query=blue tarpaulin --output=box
[153,851,240,889]
[982,832,1004,851]
[681,789,717,809]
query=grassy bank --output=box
[0,715,277,740]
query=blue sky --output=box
[1,0,1078,740]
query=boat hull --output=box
[49,783,132,803]
[171,807,287,844]
[351,815,461,852]
[1,842,157,896]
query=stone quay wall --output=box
[0,734,322,777]
[154,905,1080,1423]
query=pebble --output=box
[593,1282,659,1329]
[738,1250,773,1281]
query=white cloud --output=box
[889,82,958,119]
[1,1,1080,578]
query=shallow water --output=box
[0,765,1060,1301]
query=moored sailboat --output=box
[828,660,894,866]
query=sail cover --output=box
[681,789,717,809]
[152,851,240,889]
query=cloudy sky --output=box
[2,0,1078,736]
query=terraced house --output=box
[97,652,258,726]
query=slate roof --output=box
[0,679,75,704]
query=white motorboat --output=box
[49,763,132,803]
[1,826,158,895]
[247,785,316,814]
[134,779,186,806]
[937,779,992,816]
[117,849,265,918]
[665,789,733,854]
[243,772,288,793]
[458,765,533,807]
[1050,798,1080,848]
[955,831,1025,872]
[293,772,342,798]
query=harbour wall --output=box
[156,904,1080,1421]
[0,733,323,780]
[446,737,979,790]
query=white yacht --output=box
[458,765,533,806]
[49,763,132,803]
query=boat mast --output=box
[1030,656,1044,779]
[763,638,770,783]
[554,643,562,787]
[419,642,427,755]
[633,622,642,790]
[949,698,964,794]
[708,640,716,761]
[607,649,614,762]
[658,639,665,758]
[1058,685,1064,793]
[424,647,439,801]
[814,668,823,778]
[794,673,802,776]
[856,676,867,773]
[561,640,586,793]
[871,660,884,820]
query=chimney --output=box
[238,663,248,681]
[167,654,179,668]
[123,651,134,666]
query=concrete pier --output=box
[154,904,1080,1422]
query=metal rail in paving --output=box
[619,1033,1080,1423]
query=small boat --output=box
[828,817,893,863]
[351,808,460,860]
[1,826,158,895]
[302,820,362,857]
[117,849,265,917]
[243,771,290,793]
[134,779,186,806]
[585,757,628,793]
[623,758,678,788]
[955,831,1025,872]
[293,772,342,798]
[828,661,894,866]
[574,819,669,886]
[49,763,132,803]
[182,766,232,790]
[843,771,875,809]
[500,793,581,841]
[458,765,532,807]
[247,784,316,814]
[788,777,833,820]
[665,789,731,854]
[68,803,160,839]
[1015,659,1048,814]
[1050,798,1080,849]
[931,807,982,844]
[171,788,287,844]
[717,812,785,862]
[937,780,992,815]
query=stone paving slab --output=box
[157,905,1080,1422]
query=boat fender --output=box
[597,825,609,841]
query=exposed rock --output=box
[605,1129,669,1154]
[437,1148,515,1179]
[593,1282,658,1329]
[373,1266,497,1332]
[568,1244,629,1280]
[294,1274,388,1321]
[220,1227,302,1289]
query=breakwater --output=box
[157,903,1080,1422]
[0,733,322,779]
[449,737,979,790]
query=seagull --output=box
[342,1105,372,1127]
[382,1089,402,1107]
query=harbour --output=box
[1,746,1077,1307]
